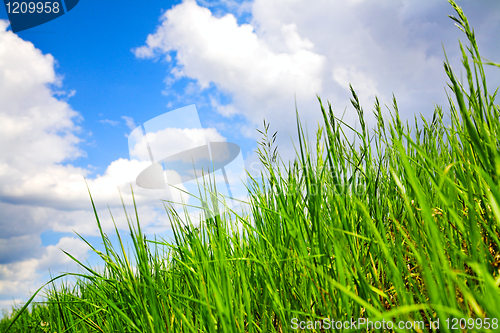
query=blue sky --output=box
[0,0,499,313]
[1,0,253,175]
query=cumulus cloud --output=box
[0,21,115,310]
[0,235,41,265]
[0,30,83,170]
[122,115,137,131]
[99,119,119,126]
[0,237,89,310]
[36,237,89,272]
[133,0,326,131]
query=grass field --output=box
[2,1,500,332]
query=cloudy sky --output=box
[1,0,499,313]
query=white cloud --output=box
[0,237,89,311]
[0,22,119,310]
[0,22,87,210]
[133,0,326,130]
[0,235,41,264]
[99,119,119,126]
[332,67,381,107]
[122,115,137,131]
[36,237,89,272]
[0,36,83,170]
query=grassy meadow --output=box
[2,1,500,332]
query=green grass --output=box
[2,1,500,332]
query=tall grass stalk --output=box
[2,1,500,332]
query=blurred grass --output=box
[2,0,500,332]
